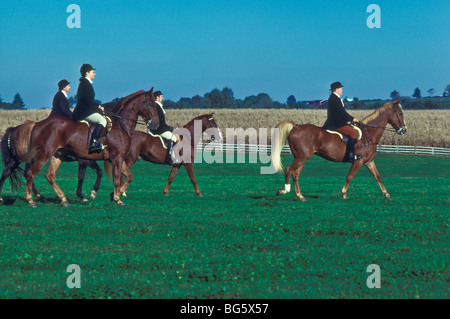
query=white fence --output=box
[198,143,450,156]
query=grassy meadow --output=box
[0,153,448,298]
[0,109,449,147]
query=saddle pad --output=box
[326,125,362,141]
[147,131,168,149]
[78,120,90,127]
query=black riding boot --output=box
[344,138,362,162]
[89,124,104,154]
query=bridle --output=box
[357,105,407,148]
[109,92,156,131]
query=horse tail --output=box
[104,160,112,182]
[14,121,37,163]
[1,122,36,191]
[271,120,296,173]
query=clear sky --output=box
[0,0,449,108]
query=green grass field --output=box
[0,154,448,298]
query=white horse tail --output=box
[271,120,296,173]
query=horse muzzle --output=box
[397,127,407,135]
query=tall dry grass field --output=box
[0,109,449,147]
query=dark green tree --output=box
[11,93,25,109]
[390,90,400,100]
[412,87,421,99]
[286,95,296,106]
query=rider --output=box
[322,82,361,162]
[49,79,73,119]
[72,64,107,154]
[148,91,179,164]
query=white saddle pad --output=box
[326,124,362,141]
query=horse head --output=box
[142,87,160,132]
[204,112,222,142]
[390,101,408,135]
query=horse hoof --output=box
[0,197,3,204]
[297,196,306,201]
[122,192,127,197]
[163,191,168,196]
[90,191,97,200]
[116,201,126,207]
[28,202,37,208]
[385,194,392,201]
[276,189,286,196]
[197,193,203,197]
[61,201,70,208]
[81,197,89,202]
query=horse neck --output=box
[365,109,391,143]
[184,117,207,144]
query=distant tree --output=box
[443,85,450,97]
[243,95,257,108]
[286,95,296,106]
[390,90,400,100]
[11,93,25,109]
[412,87,421,99]
[427,88,435,97]
[203,88,235,108]
[352,97,361,109]
[191,95,203,108]
[67,96,76,108]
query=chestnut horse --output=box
[271,101,407,200]
[0,123,103,203]
[16,88,159,207]
[113,113,221,197]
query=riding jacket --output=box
[73,77,101,121]
[49,91,73,120]
[149,101,172,135]
[322,93,354,130]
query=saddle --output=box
[146,130,181,149]
[78,116,112,149]
[326,124,362,143]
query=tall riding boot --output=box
[89,124,104,154]
[344,138,362,162]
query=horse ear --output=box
[149,87,154,94]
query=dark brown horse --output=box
[14,89,159,207]
[271,101,407,200]
[0,122,103,203]
[113,113,221,197]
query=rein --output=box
[108,93,155,128]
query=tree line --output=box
[1,85,449,110]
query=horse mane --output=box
[183,113,212,128]
[361,102,394,124]
[112,90,146,113]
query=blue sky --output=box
[0,0,449,108]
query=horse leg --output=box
[365,160,391,200]
[276,158,305,197]
[25,162,47,203]
[89,160,102,200]
[163,166,180,195]
[110,158,126,206]
[44,156,70,207]
[26,156,50,207]
[76,160,89,201]
[341,161,364,200]
[118,161,133,196]
[292,163,306,201]
[185,163,203,196]
[0,160,20,203]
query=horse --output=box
[114,113,221,197]
[0,123,103,203]
[11,88,159,207]
[271,101,407,200]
